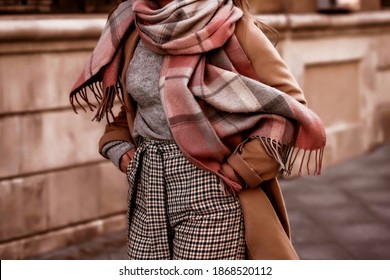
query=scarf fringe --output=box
[70,81,101,113]
[70,79,125,123]
[256,136,324,177]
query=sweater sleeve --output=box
[102,141,134,168]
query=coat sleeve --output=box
[222,18,306,187]
[98,106,134,158]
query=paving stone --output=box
[291,190,352,208]
[337,176,390,192]
[286,209,316,227]
[367,204,390,224]
[303,205,377,226]
[345,242,390,260]
[290,223,334,245]
[30,230,127,260]
[293,243,354,260]
[348,188,390,205]
[326,223,390,244]
[92,246,127,260]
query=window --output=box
[0,0,121,14]
[383,0,390,8]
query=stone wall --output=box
[258,11,390,168]
[1,11,390,259]
[0,15,128,259]
[248,0,383,13]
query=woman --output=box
[70,0,326,260]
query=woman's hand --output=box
[119,149,135,173]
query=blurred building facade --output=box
[1,0,390,259]
[0,0,120,14]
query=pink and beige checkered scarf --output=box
[70,0,326,192]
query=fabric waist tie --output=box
[126,137,177,259]
[125,137,245,260]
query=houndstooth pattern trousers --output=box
[126,138,245,260]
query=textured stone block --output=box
[26,215,126,259]
[21,110,104,172]
[0,117,22,177]
[304,60,360,127]
[72,221,104,245]
[323,123,367,166]
[373,101,390,143]
[0,180,24,241]
[0,110,104,178]
[46,171,86,229]
[98,163,128,215]
[22,227,75,259]
[376,70,390,104]
[0,240,23,260]
[376,36,390,70]
[20,176,48,236]
[248,0,282,14]
[360,0,381,11]
[287,0,317,13]
[248,0,317,14]
[0,51,92,114]
[101,214,127,235]
[0,162,125,243]
[46,162,126,229]
[0,214,126,259]
[0,176,47,241]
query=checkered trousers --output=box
[126,138,245,260]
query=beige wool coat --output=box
[98,17,305,260]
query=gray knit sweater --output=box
[102,40,173,167]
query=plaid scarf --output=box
[70,0,326,192]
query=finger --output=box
[120,154,130,172]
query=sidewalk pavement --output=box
[31,144,390,260]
